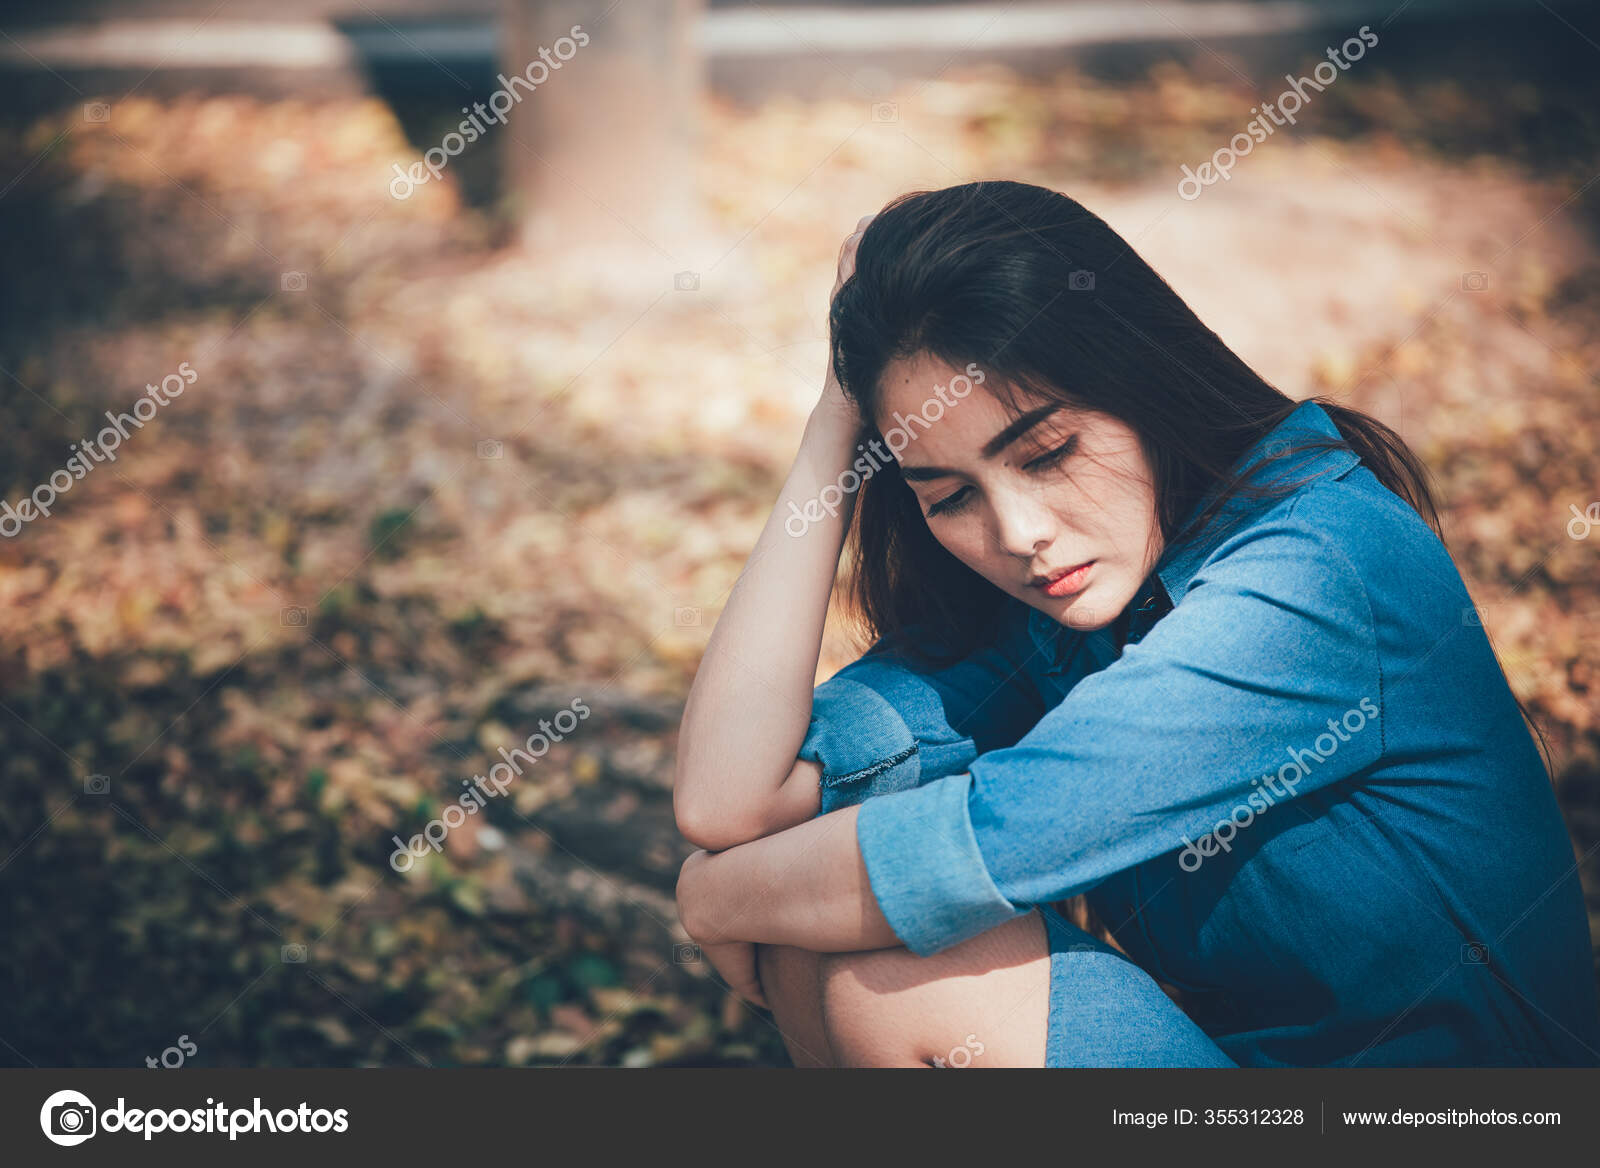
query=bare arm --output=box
[676,803,898,952]
[672,217,875,852]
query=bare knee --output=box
[817,948,927,1067]
[817,912,1051,1068]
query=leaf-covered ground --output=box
[1,28,1597,1066]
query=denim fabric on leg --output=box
[1038,905,1235,1068]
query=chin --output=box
[1058,598,1114,630]
[1058,573,1140,632]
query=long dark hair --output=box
[827,179,1552,772]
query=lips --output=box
[1030,560,1094,598]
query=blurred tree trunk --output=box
[500,0,705,286]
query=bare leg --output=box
[817,911,1051,1068]
[756,943,834,1068]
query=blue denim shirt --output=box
[798,400,1600,1067]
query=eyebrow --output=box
[898,403,1065,482]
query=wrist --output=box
[802,400,866,483]
[805,400,859,448]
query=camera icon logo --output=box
[280,606,307,627]
[282,943,308,963]
[673,270,700,292]
[673,942,701,964]
[40,1089,97,1146]
[1062,605,1104,631]
[84,773,111,795]
[83,102,111,124]
[1461,942,1489,964]
[281,271,308,292]
[476,439,503,460]
[1068,269,1096,292]
[1461,271,1489,292]
[673,607,701,626]
[871,101,899,123]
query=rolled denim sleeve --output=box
[857,771,1030,952]
[856,507,1386,956]
[797,673,922,812]
[798,596,1050,815]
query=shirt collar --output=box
[1027,399,1359,667]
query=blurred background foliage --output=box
[0,1,1597,1066]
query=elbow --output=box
[672,796,717,851]
[674,749,815,851]
[673,780,768,853]
[670,759,713,848]
[673,795,759,853]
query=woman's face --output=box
[876,352,1164,631]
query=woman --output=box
[671,180,1599,1068]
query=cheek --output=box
[1119,490,1161,567]
[1062,492,1147,563]
[928,517,993,569]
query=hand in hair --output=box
[820,215,876,424]
[832,213,874,299]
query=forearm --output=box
[673,395,865,845]
[676,803,900,952]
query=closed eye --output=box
[924,434,1079,517]
[1024,433,1078,472]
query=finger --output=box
[738,977,769,1010]
[732,956,766,1008]
[746,961,769,1009]
[736,956,768,1009]
[837,232,865,277]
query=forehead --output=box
[877,353,1073,464]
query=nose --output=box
[989,481,1056,559]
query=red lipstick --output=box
[1031,561,1094,598]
